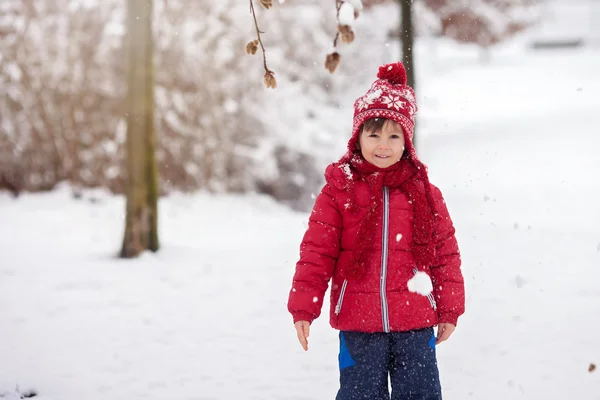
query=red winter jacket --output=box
[287,169,464,333]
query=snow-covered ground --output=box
[2,24,600,400]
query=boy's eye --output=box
[368,134,379,138]
[390,134,401,139]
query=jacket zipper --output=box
[381,186,390,333]
[334,280,348,315]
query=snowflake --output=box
[400,88,416,104]
[381,94,405,110]
[366,88,382,101]
[356,89,383,111]
[356,97,371,111]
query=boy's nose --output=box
[378,141,390,150]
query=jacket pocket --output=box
[334,280,348,315]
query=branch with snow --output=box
[324,0,362,74]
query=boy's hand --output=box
[436,323,456,345]
[294,320,310,351]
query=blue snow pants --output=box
[336,328,442,400]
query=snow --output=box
[346,0,363,12]
[337,2,355,27]
[407,271,433,296]
[0,390,23,400]
[2,8,600,400]
[529,0,600,44]
[340,163,353,181]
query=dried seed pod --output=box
[324,52,341,74]
[260,0,273,9]
[263,71,277,89]
[338,25,355,44]
[246,39,259,55]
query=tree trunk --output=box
[120,0,159,258]
[400,0,415,89]
[399,0,417,145]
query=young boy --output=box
[287,62,465,400]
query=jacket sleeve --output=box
[430,185,465,326]
[287,184,342,324]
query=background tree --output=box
[399,0,417,142]
[399,0,415,90]
[120,0,159,258]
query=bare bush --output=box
[0,0,125,194]
[424,0,537,47]
[361,0,537,46]
[0,0,278,199]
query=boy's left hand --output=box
[435,323,456,345]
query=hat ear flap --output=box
[352,125,363,151]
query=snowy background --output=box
[2,0,600,399]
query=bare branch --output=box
[249,0,275,88]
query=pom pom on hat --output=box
[377,62,407,85]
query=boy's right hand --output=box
[294,320,310,351]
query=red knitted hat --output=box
[347,62,418,160]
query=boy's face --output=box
[359,120,405,168]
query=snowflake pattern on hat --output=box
[352,67,418,122]
[356,88,382,111]
[381,94,406,111]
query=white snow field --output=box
[2,29,600,400]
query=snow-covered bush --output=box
[0,0,402,210]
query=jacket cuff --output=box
[292,311,315,324]
[438,312,459,326]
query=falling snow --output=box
[1,3,600,398]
